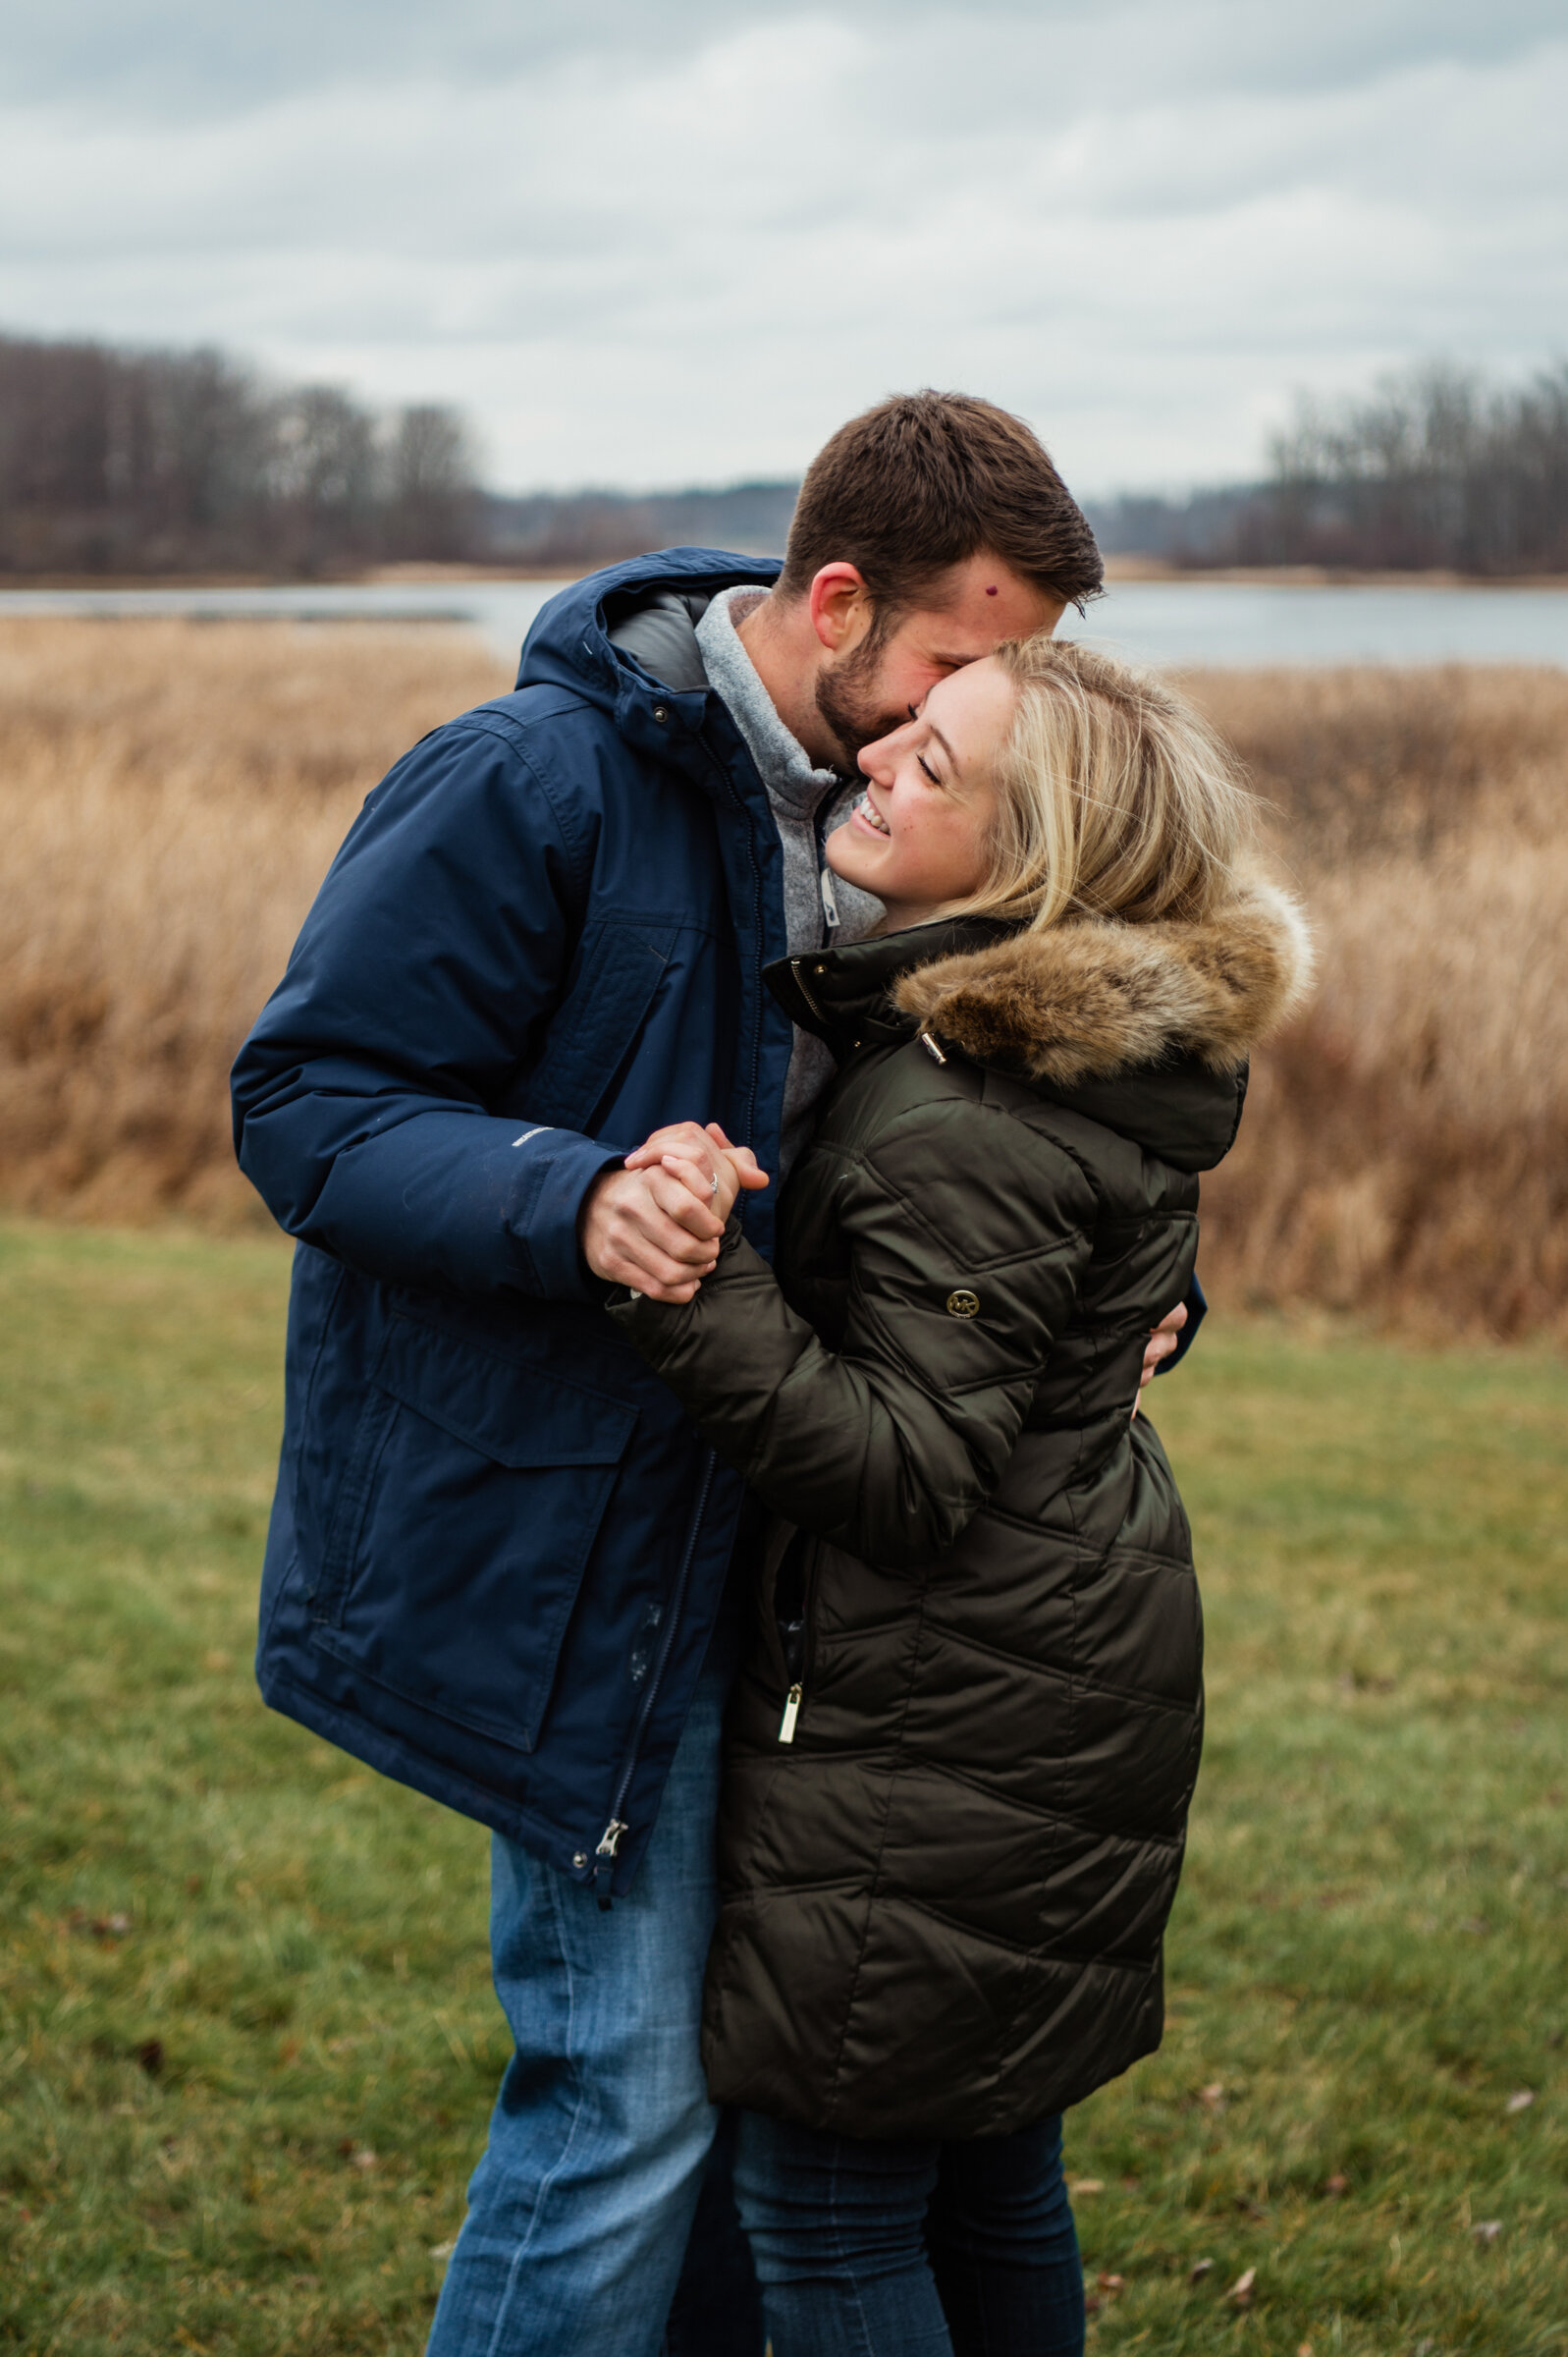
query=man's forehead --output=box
[906,612,1054,667]
[903,566,1060,659]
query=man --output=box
[232,391,1184,2356]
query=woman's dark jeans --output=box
[731,2109,1085,2357]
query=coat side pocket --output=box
[307,1317,637,1753]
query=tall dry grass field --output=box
[1,620,1564,1336]
[0,620,509,1225]
[1182,665,1568,1339]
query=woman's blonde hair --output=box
[956,636,1255,932]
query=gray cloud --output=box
[8,0,1564,115]
[1,2,1562,493]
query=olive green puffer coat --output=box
[609,875,1310,2140]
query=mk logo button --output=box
[946,1289,981,1319]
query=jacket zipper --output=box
[788,957,827,1022]
[587,717,775,1889]
[592,1449,718,1906]
[775,1534,816,1745]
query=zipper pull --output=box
[779,1684,803,1744]
[592,1818,630,1913]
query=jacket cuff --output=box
[506,1129,628,1302]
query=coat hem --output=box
[703,2006,1163,2143]
[257,1668,584,1870]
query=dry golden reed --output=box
[0,620,509,1227]
[1182,665,1568,1340]
[1,621,1564,1338]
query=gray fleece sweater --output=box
[695,587,881,1177]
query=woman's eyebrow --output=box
[927,722,960,777]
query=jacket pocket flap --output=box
[525,917,680,1134]
[380,1317,635,1468]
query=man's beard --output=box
[813,632,907,768]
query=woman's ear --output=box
[808,563,873,654]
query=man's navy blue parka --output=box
[232,550,794,1896]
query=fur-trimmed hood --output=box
[891,869,1313,1088]
[762,867,1312,1176]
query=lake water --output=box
[4,576,1568,671]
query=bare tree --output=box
[382,404,481,562]
[262,385,380,573]
[0,332,483,576]
[1262,364,1568,574]
[1092,364,1568,576]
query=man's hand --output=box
[1140,1299,1187,1387]
[1131,1300,1188,1416]
[583,1123,768,1303]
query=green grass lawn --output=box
[1,1222,1564,2356]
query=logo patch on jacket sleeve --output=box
[946,1288,981,1319]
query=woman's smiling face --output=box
[826,655,1016,928]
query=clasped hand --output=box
[582,1120,1188,1390]
[579,1122,770,1303]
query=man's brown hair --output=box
[776,390,1103,619]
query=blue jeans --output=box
[427,1647,762,2357]
[733,2111,1085,2357]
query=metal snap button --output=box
[946,1288,981,1318]
[572,1851,588,1871]
[652,703,670,724]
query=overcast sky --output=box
[2,0,1564,495]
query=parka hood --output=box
[514,546,781,713]
[767,868,1312,1175]
[892,868,1314,1086]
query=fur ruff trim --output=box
[892,871,1314,1086]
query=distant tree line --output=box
[0,331,481,576]
[1089,365,1568,576]
[10,334,1561,580]
[0,325,798,576]
[1261,365,1568,573]
[1084,485,1259,566]
[484,481,798,569]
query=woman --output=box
[610,635,1311,2355]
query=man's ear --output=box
[807,563,873,655]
